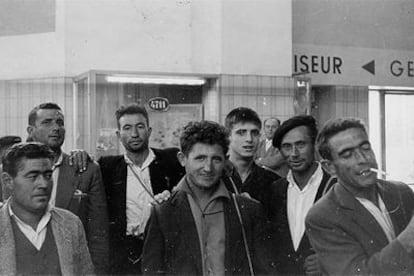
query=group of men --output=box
[1,101,414,275]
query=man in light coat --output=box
[0,142,94,275]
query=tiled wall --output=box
[218,74,296,125]
[0,77,74,151]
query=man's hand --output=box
[151,190,171,206]
[69,149,92,173]
[397,214,414,253]
[304,253,321,275]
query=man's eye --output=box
[341,151,352,159]
[296,142,306,149]
[44,173,53,180]
[281,144,292,151]
[361,143,371,151]
[251,130,260,137]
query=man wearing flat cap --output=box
[269,115,335,275]
[0,135,22,201]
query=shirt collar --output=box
[287,162,323,190]
[52,153,64,169]
[177,176,231,201]
[8,200,52,230]
[124,148,156,170]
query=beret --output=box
[272,115,316,149]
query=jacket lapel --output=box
[51,210,73,275]
[335,183,389,246]
[171,190,203,274]
[224,196,244,272]
[0,201,17,275]
[378,181,407,235]
[55,154,77,209]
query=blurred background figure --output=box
[256,117,288,178]
[0,135,22,201]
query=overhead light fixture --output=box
[369,85,414,91]
[105,75,206,86]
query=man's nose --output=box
[203,160,213,172]
[354,149,369,162]
[36,175,51,188]
[291,145,300,156]
[131,127,139,137]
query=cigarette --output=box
[369,168,388,176]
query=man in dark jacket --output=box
[222,107,280,217]
[143,120,276,275]
[98,103,185,274]
[270,115,335,275]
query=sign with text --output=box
[293,44,414,87]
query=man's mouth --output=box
[359,168,374,176]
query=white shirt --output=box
[287,163,323,251]
[9,203,52,250]
[265,139,272,152]
[356,194,396,243]
[125,150,156,237]
[49,153,63,207]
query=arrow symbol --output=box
[362,60,375,75]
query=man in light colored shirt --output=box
[306,117,414,275]
[98,103,185,274]
[143,120,276,275]
[256,117,288,177]
[0,142,93,275]
[26,102,109,273]
[270,115,334,275]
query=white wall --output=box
[0,0,293,79]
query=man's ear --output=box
[27,125,34,136]
[147,127,152,137]
[177,151,186,167]
[1,172,14,192]
[321,159,337,177]
[116,129,121,139]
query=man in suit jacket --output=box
[306,117,414,275]
[143,120,276,275]
[256,117,288,177]
[26,102,109,273]
[98,103,185,274]
[0,142,94,275]
[270,115,335,275]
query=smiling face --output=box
[228,122,261,160]
[178,143,225,191]
[4,157,53,216]
[27,109,65,150]
[323,127,378,193]
[280,125,315,174]
[117,113,152,154]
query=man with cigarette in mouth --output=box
[306,117,414,275]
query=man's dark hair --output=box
[272,115,318,149]
[264,117,281,126]
[115,103,149,129]
[180,121,229,156]
[316,117,368,161]
[2,142,54,177]
[28,102,62,126]
[224,107,262,130]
